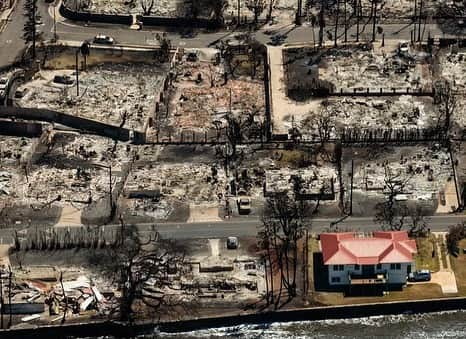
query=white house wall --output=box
[327,263,415,285]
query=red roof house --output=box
[321,231,417,266]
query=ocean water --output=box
[155,310,466,338]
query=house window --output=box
[331,277,341,283]
[333,264,344,271]
[376,264,382,270]
[354,264,360,270]
[390,263,402,270]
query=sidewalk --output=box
[430,232,458,294]
[268,45,320,135]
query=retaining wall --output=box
[0,120,42,137]
[59,3,221,29]
[1,297,466,338]
[59,4,132,25]
[0,107,141,142]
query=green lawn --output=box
[450,239,466,295]
[315,284,444,306]
[415,235,439,272]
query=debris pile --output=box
[0,136,34,166]
[352,145,453,201]
[441,52,466,91]
[19,65,164,131]
[317,48,430,91]
[42,134,133,168]
[46,275,117,317]
[264,167,336,199]
[180,259,262,300]
[297,96,436,137]
[168,61,265,132]
[125,163,226,204]
[84,0,214,17]
[22,166,112,207]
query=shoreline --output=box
[1,296,466,338]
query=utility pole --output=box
[229,87,232,114]
[7,269,11,329]
[356,0,361,42]
[32,0,36,60]
[0,271,3,329]
[318,0,325,47]
[60,272,67,324]
[109,165,113,214]
[413,0,417,42]
[350,159,354,215]
[372,0,377,42]
[53,3,57,42]
[75,51,79,96]
[344,0,347,43]
[237,0,240,25]
[334,0,340,47]
[418,0,423,42]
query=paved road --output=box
[0,214,464,244]
[1,5,465,241]
[0,0,26,69]
[155,214,466,239]
[2,0,461,69]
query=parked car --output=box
[398,41,410,54]
[93,34,114,45]
[53,75,74,85]
[227,237,238,250]
[237,197,251,214]
[187,51,198,62]
[14,88,27,98]
[0,77,9,91]
[408,270,431,282]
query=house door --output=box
[407,264,412,274]
[362,265,375,276]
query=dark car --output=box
[14,88,27,98]
[53,75,74,85]
[408,270,431,282]
[227,237,238,250]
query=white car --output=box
[93,35,114,45]
[398,41,410,54]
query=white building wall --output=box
[328,262,413,285]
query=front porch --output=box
[349,273,388,285]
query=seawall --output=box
[1,296,466,338]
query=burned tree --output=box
[266,0,276,21]
[301,101,335,148]
[192,0,228,22]
[140,0,155,15]
[259,195,310,308]
[246,0,267,24]
[434,79,457,132]
[90,220,185,322]
[374,165,419,232]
